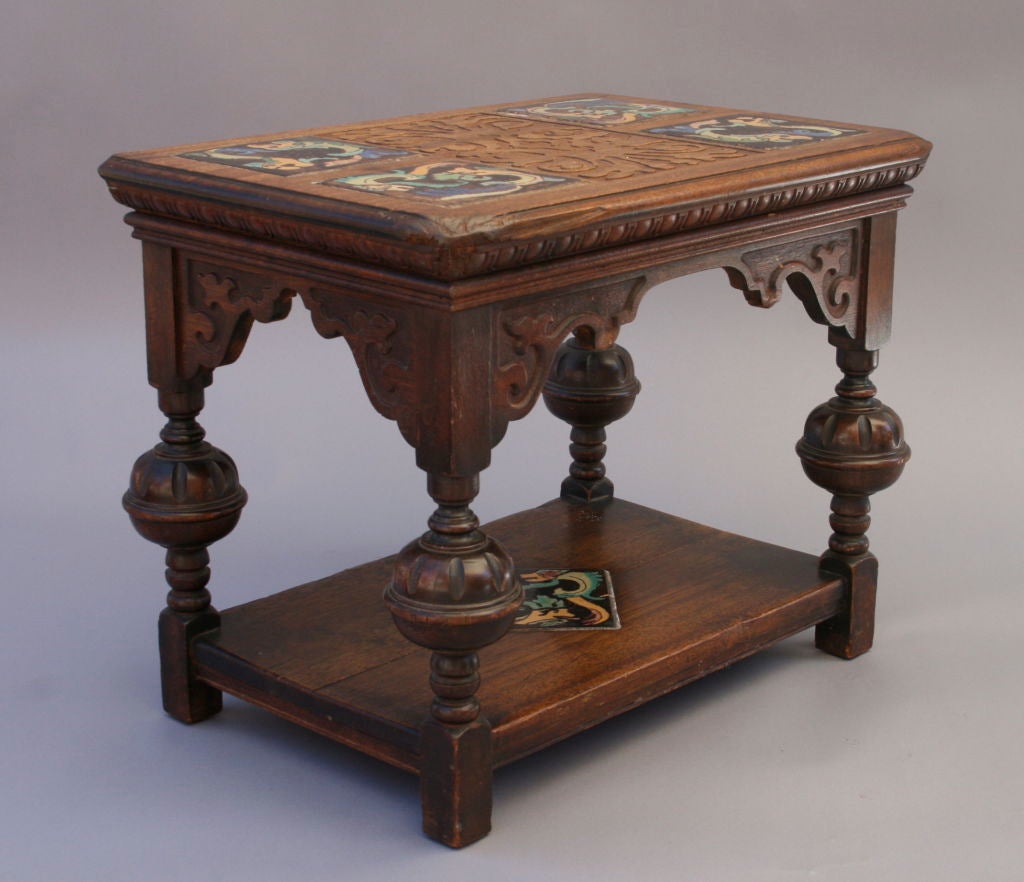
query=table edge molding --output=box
[101,153,926,281]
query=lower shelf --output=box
[193,497,845,773]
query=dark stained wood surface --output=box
[194,498,845,772]
[99,92,931,280]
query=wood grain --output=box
[194,499,844,771]
[99,93,931,281]
[105,93,925,845]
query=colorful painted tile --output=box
[514,569,620,631]
[180,138,411,175]
[322,161,571,201]
[500,97,697,126]
[646,115,864,149]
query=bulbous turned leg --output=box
[542,329,641,503]
[796,349,910,659]
[383,474,522,848]
[124,400,247,722]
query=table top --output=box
[100,93,930,280]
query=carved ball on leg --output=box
[542,334,640,503]
[383,475,524,718]
[795,351,909,555]
[385,525,523,657]
[124,416,248,612]
[797,386,908,496]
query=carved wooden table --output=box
[100,94,930,847]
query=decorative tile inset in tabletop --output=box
[647,116,864,149]
[322,161,572,201]
[180,138,411,175]
[514,569,620,630]
[500,97,698,126]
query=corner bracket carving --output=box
[183,266,295,382]
[183,260,422,449]
[724,229,860,341]
[493,276,650,428]
[301,288,420,446]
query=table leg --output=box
[384,473,523,847]
[123,242,293,722]
[124,385,247,721]
[796,348,910,658]
[542,328,641,503]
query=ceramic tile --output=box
[646,115,864,149]
[322,161,572,201]
[500,97,697,126]
[181,138,411,175]
[514,569,620,630]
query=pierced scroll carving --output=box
[183,260,422,446]
[724,229,860,340]
[301,289,419,444]
[497,311,580,416]
[493,277,649,423]
[182,265,295,381]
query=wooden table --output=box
[100,94,930,847]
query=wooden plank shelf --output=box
[193,498,845,773]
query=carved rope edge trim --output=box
[109,161,924,280]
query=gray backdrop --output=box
[3,1,1022,879]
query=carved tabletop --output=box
[101,94,930,848]
[100,92,928,281]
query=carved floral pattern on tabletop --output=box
[322,161,572,201]
[180,139,411,175]
[647,116,864,149]
[499,98,698,126]
[334,114,749,182]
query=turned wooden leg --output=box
[123,388,247,722]
[542,328,641,503]
[796,348,910,659]
[383,473,522,848]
